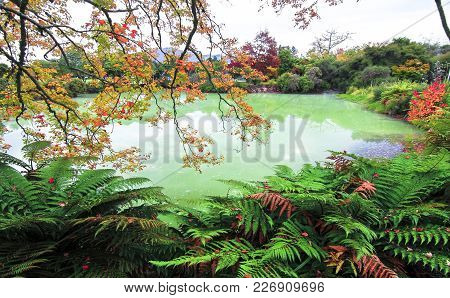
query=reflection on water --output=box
[3,93,421,200]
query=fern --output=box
[0,154,173,277]
[0,152,30,170]
[384,244,449,275]
[356,255,398,278]
[248,192,296,218]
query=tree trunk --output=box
[435,0,450,41]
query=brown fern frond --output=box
[327,153,353,172]
[356,255,398,278]
[248,192,296,218]
[314,218,334,234]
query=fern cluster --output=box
[0,145,181,277]
[1,142,448,278]
[152,150,450,278]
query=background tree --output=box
[242,30,280,78]
[312,29,353,54]
[278,46,299,75]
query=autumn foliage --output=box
[0,0,270,171]
[241,30,280,78]
[407,81,447,121]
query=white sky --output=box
[27,0,450,61]
[209,0,450,53]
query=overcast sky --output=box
[209,0,449,53]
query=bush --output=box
[199,81,226,93]
[342,80,426,116]
[65,78,86,97]
[391,59,430,82]
[354,65,391,87]
[0,78,8,93]
[298,75,314,93]
[431,51,450,64]
[261,79,278,87]
[276,72,314,93]
[305,66,323,90]
[313,56,358,91]
[234,81,250,90]
[277,72,300,93]
[363,38,432,67]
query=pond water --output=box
[4,93,421,201]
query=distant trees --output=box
[364,38,432,67]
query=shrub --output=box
[261,79,277,87]
[431,51,450,64]
[199,81,226,93]
[342,80,426,116]
[354,65,391,87]
[305,66,323,90]
[408,81,447,121]
[298,75,314,93]
[314,56,359,91]
[234,81,250,90]
[65,78,86,97]
[392,59,430,82]
[0,78,8,93]
[363,38,432,67]
[278,47,299,75]
[276,72,314,93]
[277,72,300,93]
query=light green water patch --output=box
[107,93,421,200]
[4,93,421,201]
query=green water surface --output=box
[108,93,421,200]
[5,93,421,201]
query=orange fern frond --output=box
[354,180,376,199]
[356,255,398,278]
[248,192,296,218]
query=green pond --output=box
[4,93,421,201]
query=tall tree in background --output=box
[312,29,353,54]
[278,46,299,75]
[242,30,280,78]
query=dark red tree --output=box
[242,30,280,77]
